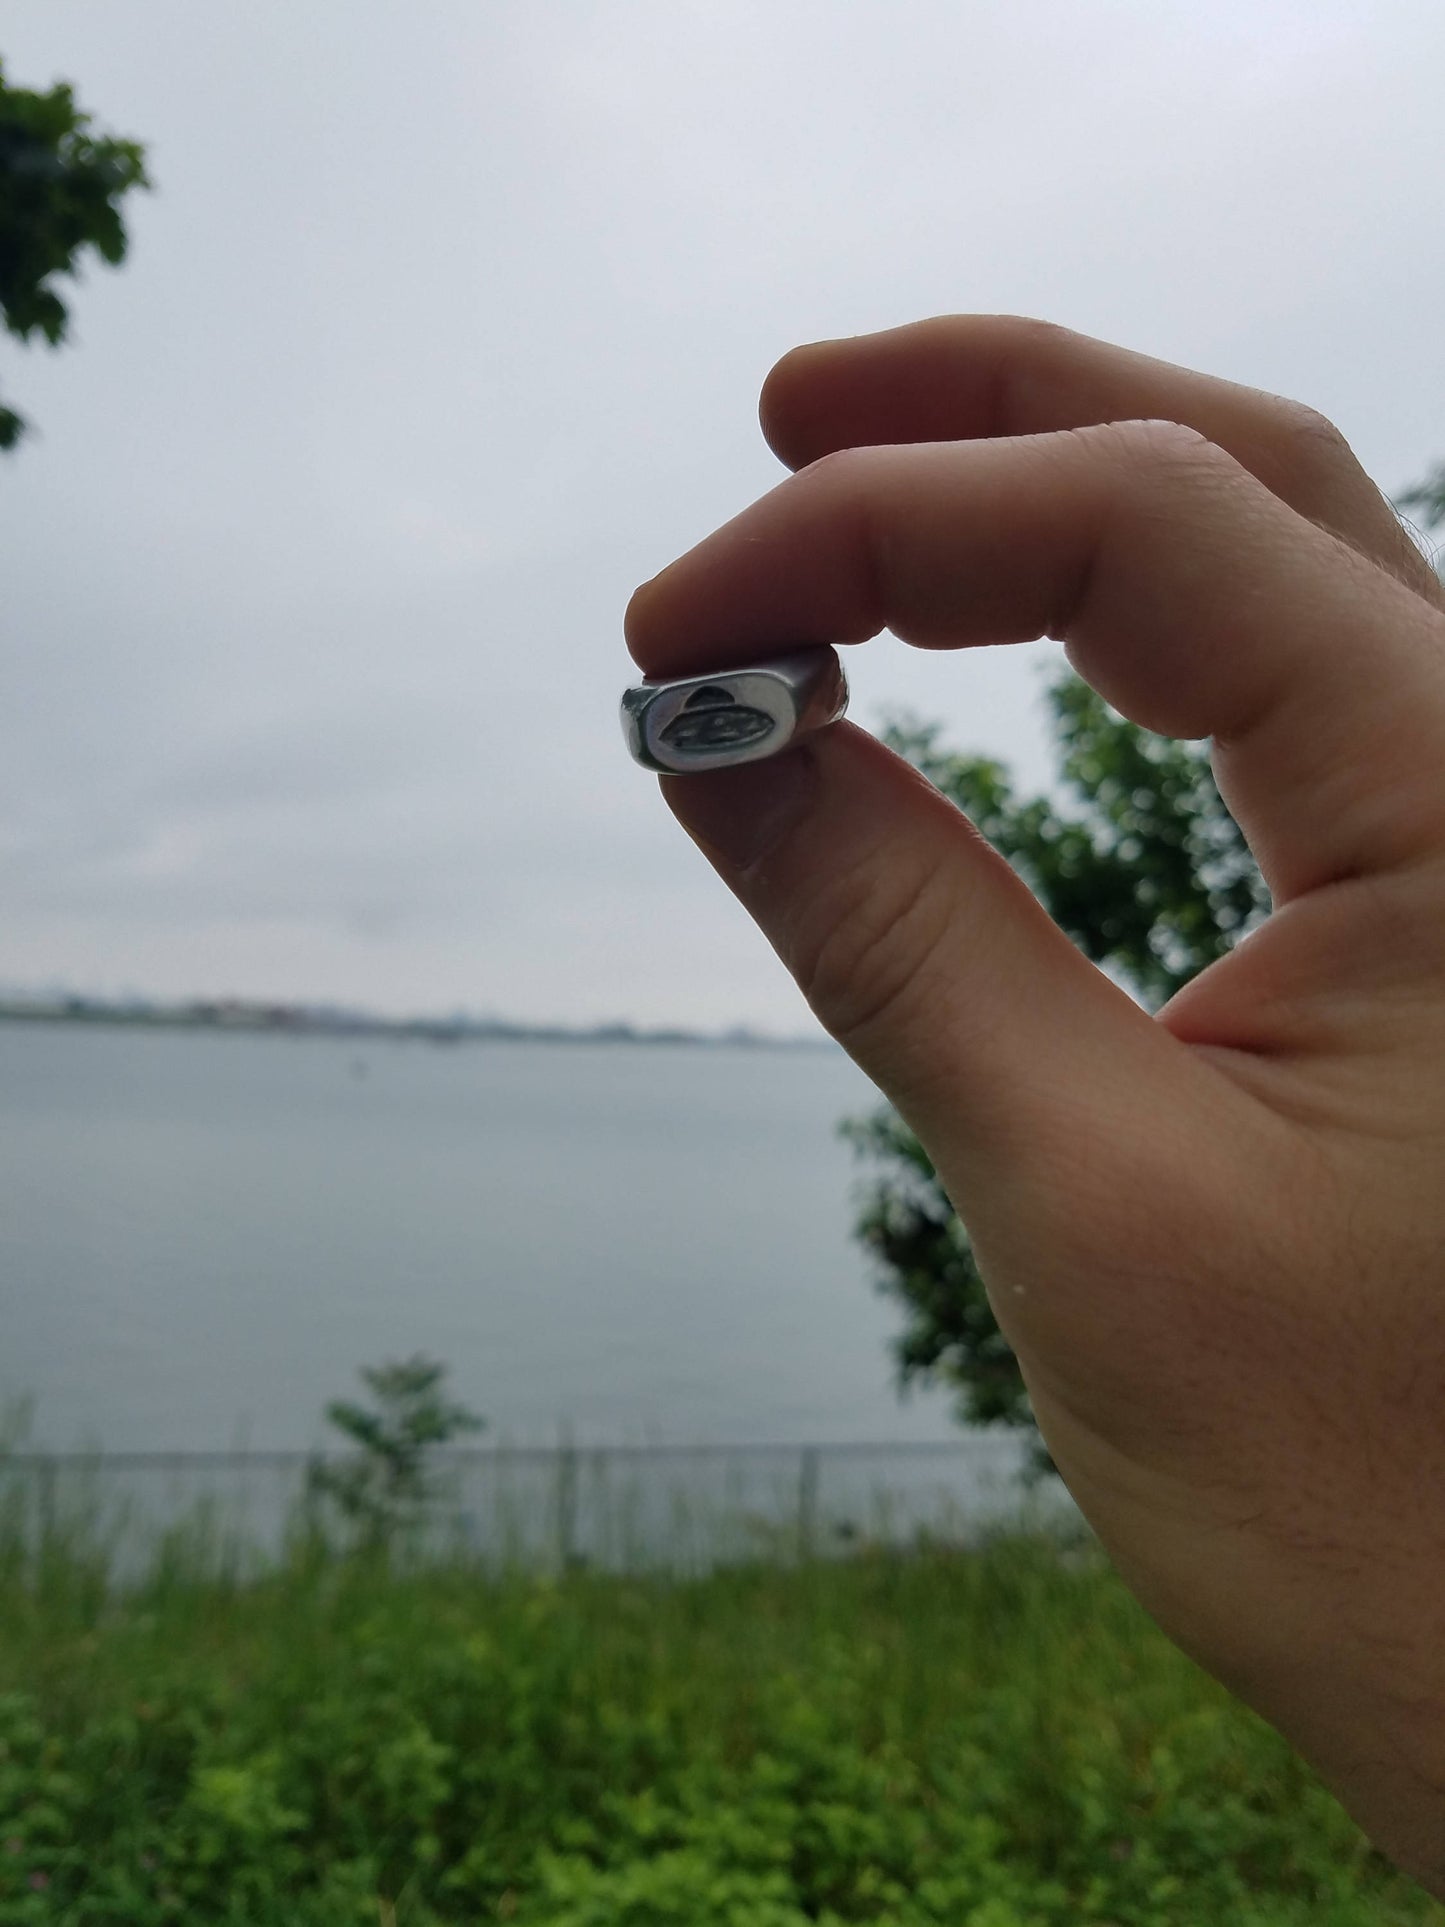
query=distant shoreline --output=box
[0,998,827,1052]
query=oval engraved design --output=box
[659,689,776,754]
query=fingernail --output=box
[660,748,816,873]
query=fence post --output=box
[796,1446,819,1562]
[556,1433,578,1572]
[33,1457,57,1582]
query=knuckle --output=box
[791,851,956,1052]
[1084,415,1214,465]
[1273,397,1352,470]
[917,312,1076,357]
[1261,400,1445,604]
[995,313,1080,358]
[798,442,879,493]
[1069,416,1246,498]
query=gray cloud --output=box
[3,0,1443,1026]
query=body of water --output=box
[0,1023,965,1454]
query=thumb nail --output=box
[660,748,816,873]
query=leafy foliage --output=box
[1398,466,1445,547]
[0,1524,1438,1924]
[306,1357,484,1551]
[842,1104,1031,1435]
[881,679,1266,1007]
[845,669,1266,1464]
[0,59,149,448]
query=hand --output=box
[625,316,1445,1892]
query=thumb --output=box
[661,719,1180,1200]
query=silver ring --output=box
[620,647,848,773]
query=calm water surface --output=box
[0,1024,961,1453]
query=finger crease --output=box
[808,859,955,1048]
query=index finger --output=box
[758,316,1441,605]
[625,421,1445,906]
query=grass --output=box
[0,1491,1441,1923]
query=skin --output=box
[624,316,1445,1894]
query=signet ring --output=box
[620,647,848,774]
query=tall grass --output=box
[1,1474,1440,1925]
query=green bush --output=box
[0,1530,1439,1925]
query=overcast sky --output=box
[3,0,1443,1032]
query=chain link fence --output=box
[1,1434,1072,1577]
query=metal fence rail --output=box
[0,1435,1067,1575]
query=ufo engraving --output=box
[657,684,777,755]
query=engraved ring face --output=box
[631,671,796,773]
[620,648,848,774]
[657,685,777,756]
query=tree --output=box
[1399,467,1445,554]
[0,59,149,449]
[305,1356,484,1552]
[846,476,1444,1468]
